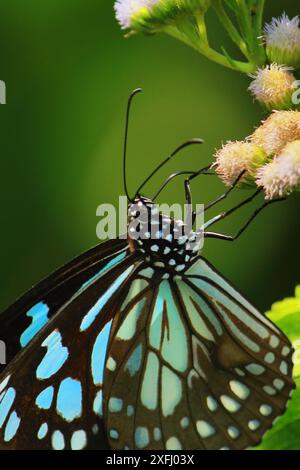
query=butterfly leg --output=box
[191,170,247,223]
[204,197,285,241]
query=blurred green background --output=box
[0,0,299,313]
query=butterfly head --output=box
[127,196,202,273]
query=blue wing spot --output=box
[56,378,82,422]
[124,344,143,377]
[81,252,126,289]
[20,302,50,348]
[135,426,150,449]
[36,330,69,380]
[70,430,87,450]
[35,386,54,410]
[110,429,119,440]
[51,430,65,450]
[80,266,134,332]
[91,320,112,386]
[4,411,21,442]
[108,397,123,413]
[0,388,16,428]
[93,390,103,417]
[37,423,48,440]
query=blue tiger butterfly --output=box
[0,89,294,450]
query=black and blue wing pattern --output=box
[0,238,141,449]
[103,258,294,450]
[0,238,128,376]
[0,250,294,450]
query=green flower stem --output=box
[165,25,255,73]
[234,0,266,66]
[252,0,267,65]
[213,0,249,60]
[195,11,209,45]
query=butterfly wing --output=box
[0,238,128,375]
[103,259,294,450]
[0,248,144,449]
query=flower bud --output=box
[115,0,211,33]
[248,64,296,110]
[251,110,300,156]
[264,14,300,69]
[256,140,300,199]
[213,141,268,188]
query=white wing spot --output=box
[263,385,277,396]
[245,364,265,375]
[280,361,288,375]
[259,404,272,416]
[248,420,261,431]
[227,425,240,440]
[166,436,182,450]
[234,368,245,377]
[51,430,65,450]
[264,352,275,364]
[220,395,241,413]
[229,380,250,400]
[71,430,87,450]
[180,417,190,429]
[273,378,285,391]
[281,346,290,357]
[92,424,99,435]
[175,265,186,272]
[106,357,117,372]
[196,420,216,438]
[110,429,119,440]
[150,245,159,253]
[206,396,218,412]
[270,335,280,348]
[153,427,162,441]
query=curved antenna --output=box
[123,88,142,202]
[135,138,204,197]
[152,165,213,201]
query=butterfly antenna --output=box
[123,88,143,202]
[136,138,204,196]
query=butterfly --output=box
[0,89,294,450]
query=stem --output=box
[252,0,267,65]
[213,0,249,60]
[195,11,209,45]
[165,26,255,73]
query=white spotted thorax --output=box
[127,196,203,273]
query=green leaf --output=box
[253,286,300,450]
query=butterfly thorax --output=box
[127,196,202,273]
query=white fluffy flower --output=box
[264,14,300,68]
[115,0,160,29]
[248,64,295,110]
[213,140,267,188]
[256,140,300,199]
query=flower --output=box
[256,140,300,199]
[251,110,300,156]
[115,0,160,30]
[264,14,300,69]
[114,0,211,33]
[248,64,296,110]
[213,140,267,188]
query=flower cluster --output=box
[248,14,300,110]
[214,111,300,199]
